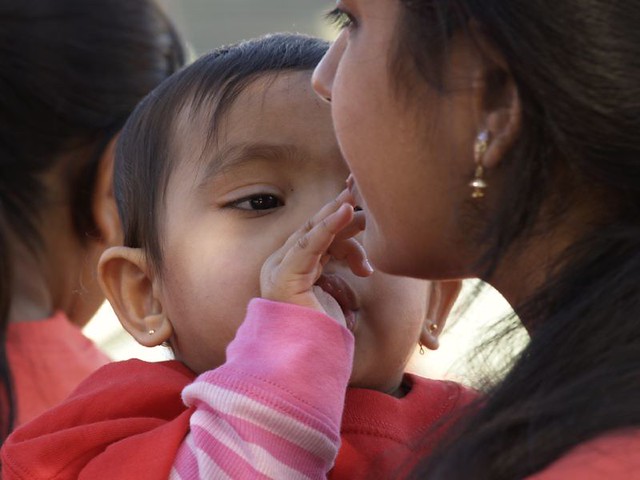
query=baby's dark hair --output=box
[115,33,329,273]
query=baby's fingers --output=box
[332,210,366,242]
[278,191,355,255]
[280,203,355,278]
[328,236,373,277]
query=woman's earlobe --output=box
[482,76,521,170]
[467,23,522,171]
[98,246,173,347]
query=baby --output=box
[1,34,475,479]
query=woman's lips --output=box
[346,174,364,212]
[347,174,360,203]
[315,273,359,331]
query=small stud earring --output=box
[148,329,155,336]
[470,130,490,199]
[429,323,438,334]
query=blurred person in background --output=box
[0,0,185,440]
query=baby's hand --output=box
[260,190,371,327]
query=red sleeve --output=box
[1,359,195,480]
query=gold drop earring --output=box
[470,130,490,199]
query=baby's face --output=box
[157,71,430,394]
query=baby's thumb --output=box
[312,285,346,328]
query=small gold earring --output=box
[419,342,425,355]
[470,130,490,198]
[429,323,438,334]
[148,329,155,336]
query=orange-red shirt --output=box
[331,374,478,479]
[527,430,640,479]
[6,311,110,426]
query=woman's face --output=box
[313,0,482,280]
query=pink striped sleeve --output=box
[170,298,354,480]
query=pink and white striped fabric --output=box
[170,298,354,480]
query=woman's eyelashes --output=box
[228,193,284,212]
[325,7,357,31]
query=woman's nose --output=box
[312,33,345,103]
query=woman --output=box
[313,0,640,478]
[0,0,184,440]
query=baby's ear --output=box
[420,280,463,351]
[98,246,172,347]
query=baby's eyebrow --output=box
[199,142,304,184]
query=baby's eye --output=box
[231,194,283,211]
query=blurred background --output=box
[156,0,338,53]
[83,0,523,386]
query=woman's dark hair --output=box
[395,1,640,478]
[115,33,329,273]
[0,0,185,441]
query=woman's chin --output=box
[363,233,404,276]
